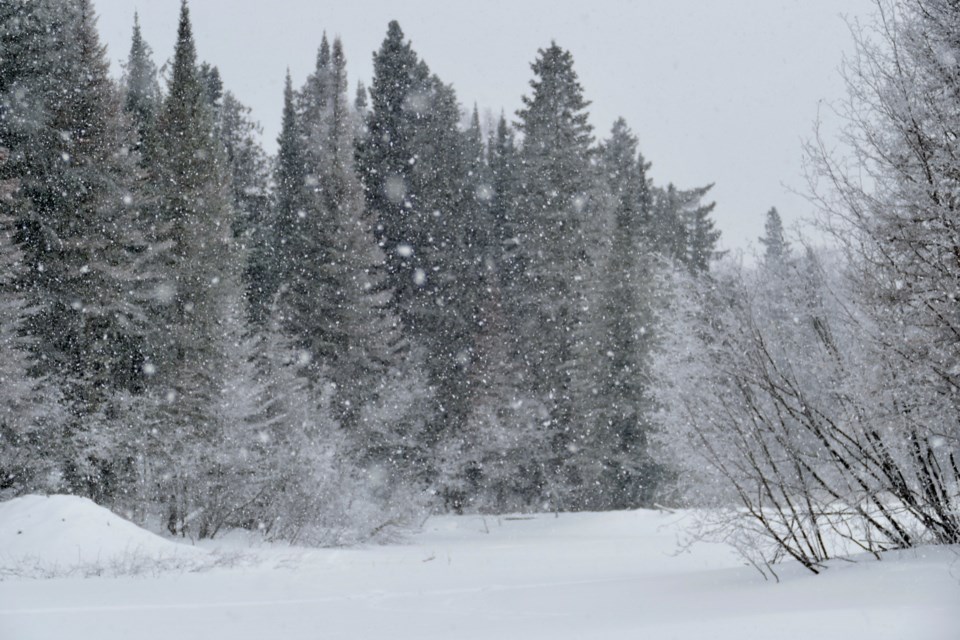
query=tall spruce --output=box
[122,13,160,154]
[3,0,156,500]
[214,91,271,324]
[651,182,720,273]
[357,21,480,454]
[511,42,596,507]
[146,0,242,534]
[0,147,64,497]
[759,206,790,266]
[578,118,660,509]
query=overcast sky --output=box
[91,0,874,254]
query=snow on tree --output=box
[1,0,159,501]
[508,41,597,509]
[804,0,960,545]
[569,118,662,510]
[0,147,64,497]
[121,13,160,156]
[142,1,248,534]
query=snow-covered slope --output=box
[0,497,957,639]
[0,495,207,577]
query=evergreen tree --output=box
[487,112,520,281]
[272,41,345,381]
[145,0,242,534]
[510,42,596,507]
[357,21,481,453]
[121,13,160,154]
[263,70,308,328]
[575,118,660,509]
[651,182,720,273]
[215,91,271,322]
[199,62,223,110]
[2,0,156,499]
[0,148,64,497]
[758,206,790,266]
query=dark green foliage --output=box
[122,13,160,154]
[580,118,661,509]
[357,21,487,453]
[508,42,597,507]
[144,0,244,532]
[651,182,720,272]
[0,5,733,528]
[0,0,158,500]
[215,92,271,322]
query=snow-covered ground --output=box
[0,495,957,640]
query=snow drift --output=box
[1,502,958,639]
[0,495,208,578]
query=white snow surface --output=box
[1,495,958,639]
[0,495,208,578]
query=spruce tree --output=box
[357,21,481,451]
[487,112,520,280]
[215,91,271,323]
[264,70,308,328]
[576,118,660,509]
[145,0,243,534]
[511,42,596,507]
[273,43,344,380]
[0,148,64,496]
[651,182,720,273]
[759,206,790,266]
[2,0,156,499]
[122,13,160,154]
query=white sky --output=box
[92,0,873,254]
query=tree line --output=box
[0,0,719,541]
[3,0,953,570]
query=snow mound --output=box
[0,495,209,578]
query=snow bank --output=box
[0,495,208,578]
[0,507,957,639]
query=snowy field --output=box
[0,496,957,640]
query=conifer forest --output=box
[0,0,958,574]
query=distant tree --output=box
[198,62,223,110]
[121,12,160,154]
[265,70,309,327]
[487,112,520,275]
[214,91,271,324]
[651,182,720,272]
[759,206,790,266]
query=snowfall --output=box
[0,495,957,639]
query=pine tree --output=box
[2,0,158,499]
[261,70,308,329]
[758,206,790,266]
[272,42,345,381]
[122,12,160,154]
[651,182,720,273]
[684,188,721,272]
[487,112,520,280]
[574,118,660,509]
[0,147,64,496]
[145,0,243,534]
[357,21,481,454]
[510,42,596,507]
[215,91,271,324]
